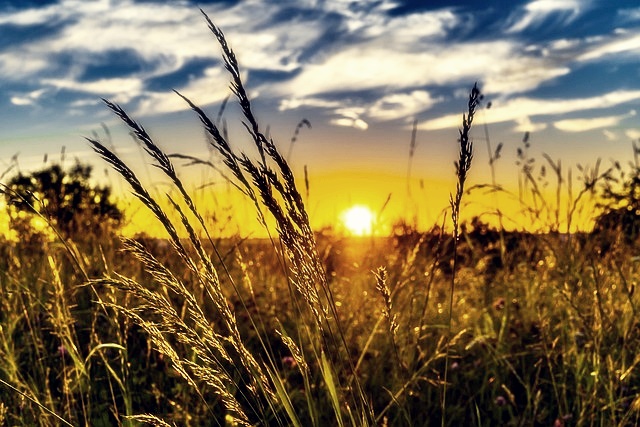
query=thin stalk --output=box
[442,83,480,425]
[0,379,74,427]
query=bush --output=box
[2,162,123,241]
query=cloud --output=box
[420,90,640,130]
[135,66,231,116]
[553,111,635,132]
[577,30,640,62]
[505,0,587,33]
[42,77,143,97]
[330,109,368,130]
[319,0,456,40]
[1,0,639,133]
[281,38,569,100]
[626,129,640,140]
[368,90,440,121]
[10,88,49,106]
[278,97,342,111]
[617,8,640,23]
[69,98,101,108]
[0,0,326,107]
[277,89,440,128]
[514,116,547,133]
[0,51,50,79]
[0,1,64,25]
[553,110,636,132]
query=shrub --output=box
[2,162,123,241]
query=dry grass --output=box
[1,10,640,427]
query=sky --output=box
[1,0,640,235]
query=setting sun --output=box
[341,205,375,236]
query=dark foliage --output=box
[2,162,123,240]
[593,153,640,245]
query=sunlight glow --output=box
[341,205,375,236]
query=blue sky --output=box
[1,0,640,230]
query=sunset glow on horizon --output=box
[1,0,639,236]
[341,205,375,236]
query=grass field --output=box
[1,10,640,427]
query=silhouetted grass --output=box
[1,9,640,427]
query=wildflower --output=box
[493,297,506,310]
[57,344,67,357]
[494,395,507,407]
[282,356,297,369]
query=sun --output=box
[341,205,375,236]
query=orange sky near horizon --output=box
[1,0,640,240]
[110,163,600,240]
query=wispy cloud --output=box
[505,0,588,33]
[0,0,326,114]
[617,7,640,24]
[603,130,617,141]
[0,0,638,134]
[135,67,231,116]
[577,30,640,62]
[10,88,49,106]
[368,90,440,121]
[330,109,368,130]
[279,89,440,128]
[42,77,143,97]
[554,110,636,132]
[626,129,640,140]
[420,90,640,130]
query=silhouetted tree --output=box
[593,147,640,245]
[3,162,123,240]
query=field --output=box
[2,11,640,427]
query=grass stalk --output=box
[442,83,480,425]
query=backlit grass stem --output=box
[442,83,480,424]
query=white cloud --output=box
[0,0,334,117]
[0,51,50,79]
[42,77,144,99]
[625,129,640,140]
[617,8,640,23]
[9,88,49,106]
[420,90,640,130]
[279,89,440,125]
[514,117,548,133]
[10,96,33,106]
[368,90,440,121]
[319,0,456,41]
[330,108,368,130]
[330,116,368,130]
[279,97,343,111]
[553,110,635,132]
[483,61,570,95]
[69,99,101,108]
[0,0,321,77]
[0,1,66,25]
[1,0,638,133]
[506,0,587,33]
[603,130,618,141]
[577,31,640,62]
[134,67,230,116]
[281,39,566,99]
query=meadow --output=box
[1,10,640,427]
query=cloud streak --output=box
[553,110,636,132]
[420,91,640,131]
[0,0,638,137]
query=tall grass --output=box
[85,10,376,426]
[1,9,640,427]
[442,82,480,425]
